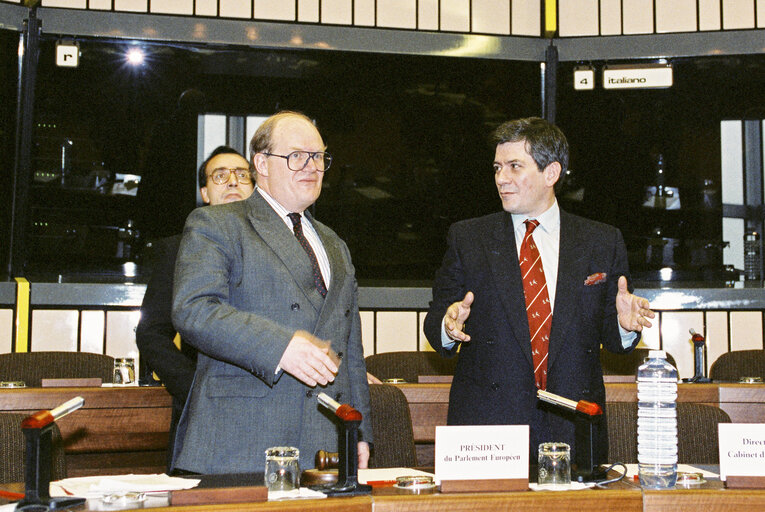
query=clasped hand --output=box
[279,330,338,386]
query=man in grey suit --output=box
[424,117,655,464]
[171,111,371,473]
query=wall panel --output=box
[353,0,374,25]
[81,310,105,354]
[30,310,78,352]
[655,0,696,33]
[360,310,374,357]
[321,0,352,24]
[150,0,193,15]
[418,0,439,29]
[706,311,729,375]
[599,0,622,35]
[0,310,12,353]
[472,0,510,35]
[622,0,653,34]
[730,311,764,350]
[253,0,294,21]
[558,0,599,37]
[699,0,722,30]
[441,0,470,32]
[511,0,540,35]
[375,311,418,353]
[722,0,756,29]
[377,0,416,29]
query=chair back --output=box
[600,348,676,376]
[364,351,457,383]
[0,413,67,484]
[0,351,114,387]
[606,402,731,464]
[367,384,417,468]
[710,349,765,381]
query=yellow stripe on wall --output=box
[14,277,30,352]
[544,0,557,38]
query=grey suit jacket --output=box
[171,192,372,473]
[423,208,638,464]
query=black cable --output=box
[594,462,627,487]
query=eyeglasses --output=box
[262,151,332,172]
[207,167,252,185]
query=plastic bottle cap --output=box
[648,350,666,359]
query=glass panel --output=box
[19,36,538,281]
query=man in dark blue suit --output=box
[424,117,655,464]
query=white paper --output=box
[358,468,435,484]
[50,474,200,498]
[435,425,529,482]
[719,423,765,480]
[268,487,327,500]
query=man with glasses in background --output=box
[136,146,255,469]
[170,111,372,474]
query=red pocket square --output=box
[584,272,607,285]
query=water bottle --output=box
[637,350,678,488]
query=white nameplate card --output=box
[719,423,765,486]
[435,425,529,492]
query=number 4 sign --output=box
[574,67,595,90]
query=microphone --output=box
[317,392,362,422]
[537,389,602,416]
[536,389,606,482]
[21,396,85,429]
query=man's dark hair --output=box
[197,145,247,188]
[491,117,569,174]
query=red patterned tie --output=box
[287,213,328,298]
[520,219,552,390]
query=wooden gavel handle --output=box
[315,450,340,470]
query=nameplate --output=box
[435,425,529,492]
[719,423,765,484]
[41,378,102,387]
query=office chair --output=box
[709,349,765,382]
[364,351,457,383]
[600,348,676,376]
[367,384,418,468]
[0,351,114,387]
[606,402,731,464]
[0,413,67,484]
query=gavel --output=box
[315,449,340,470]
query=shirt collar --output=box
[510,200,560,235]
[257,186,300,220]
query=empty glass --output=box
[265,446,300,492]
[538,442,571,488]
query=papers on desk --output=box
[358,468,436,485]
[50,474,200,498]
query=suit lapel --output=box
[548,210,587,371]
[486,212,534,369]
[308,212,348,328]
[245,194,325,313]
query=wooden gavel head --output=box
[314,449,340,470]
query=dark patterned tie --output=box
[520,219,552,390]
[287,213,328,298]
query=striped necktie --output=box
[520,219,552,390]
[287,213,327,298]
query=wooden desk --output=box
[0,386,172,476]
[6,472,765,512]
[3,383,763,476]
[397,383,765,466]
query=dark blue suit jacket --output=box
[424,208,638,464]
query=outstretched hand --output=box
[444,291,474,342]
[616,276,655,332]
